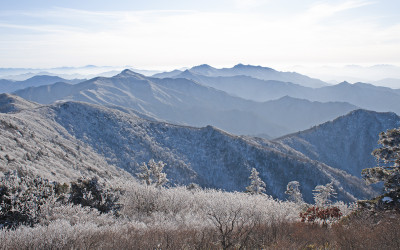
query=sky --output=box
[0,0,399,70]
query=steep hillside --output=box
[0,93,39,113]
[0,95,375,202]
[278,109,400,179]
[49,101,376,202]
[0,95,129,182]
[14,70,357,138]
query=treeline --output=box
[1,168,397,249]
[1,127,400,249]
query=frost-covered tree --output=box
[285,181,304,204]
[136,159,168,188]
[313,182,336,207]
[0,171,57,228]
[136,162,152,186]
[69,177,121,214]
[246,168,266,195]
[362,128,400,193]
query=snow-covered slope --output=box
[14,70,357,138]
[0,95,130,182]
[278,109,400,180]
[0,93,39,113]
[0,95,375,202]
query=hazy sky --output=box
[1,0,399,69]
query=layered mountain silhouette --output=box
[1,64,399,204]
[161,72,400,115]
[154,64,329,88]
[0,75,83,93]
[169,70,309,102]
[303,82,400,114]
[154,66,400,115]
[13,70,357,138]
[0,94,376,202]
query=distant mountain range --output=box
[162,71,400,114]
[0,94,377,202]
[290,64,400,88]
[13,69,357,138]
[1,64,399,204]
[372,78,400,89]
[0,65,161,81]
[154,64,329,88]
[299,82,400,115]
[0,75,83,93]
[166,70,309,102]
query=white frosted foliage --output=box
[313,182,337,207]
[136,159,168,188]
[246,168,266,195]
[285,181,304,204]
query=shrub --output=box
[0,171,57,229]
[300,206,342,226]
[69,177,122,215]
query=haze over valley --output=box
[1,0,400,248]
[1,63,400,200]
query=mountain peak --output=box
[189,64,218,76]
[233,63,246,68]
[278,107,400,185]
[115,69,146,79]
[346,108,398,119]
[27,75,63,80]
[179,69,200,77]
[191,64,214,70]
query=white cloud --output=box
[0,1,398,69]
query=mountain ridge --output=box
[0,95,376,202]
[159,70,400,114]
[154,64,329,88]
[278,109,400,180]
[13,70,357,138]
[0,75,83,93]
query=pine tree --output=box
[136,162,152,186]
[313,182,336,207]
[148,159,168,188]
[285,181,304,203]
[362,128,400,193]
[136,159,168,188]
[246,168,266,195]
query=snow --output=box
[382,196,393,203]
[0,94,375,202]
[14,71,357,138]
